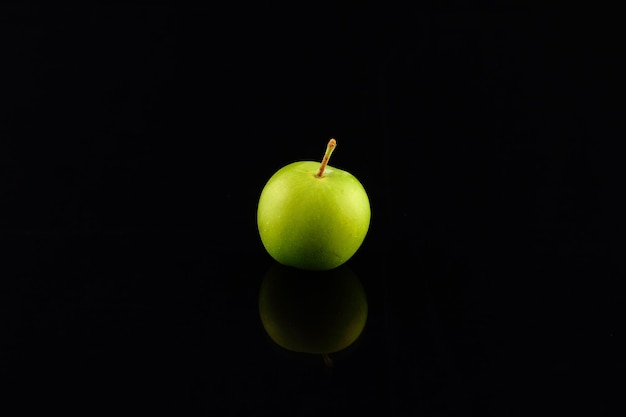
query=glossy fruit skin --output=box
[259,263,368,355]
[257,161,370,271]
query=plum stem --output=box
[316,138,336,178]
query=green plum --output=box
[258,262,368,364]
[257,139,371,271]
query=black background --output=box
[1,3,623,416]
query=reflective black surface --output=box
[2,4,622,416]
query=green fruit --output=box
[258,262,368,357]
[257,139,371,271]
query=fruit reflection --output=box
[258,262,368,364]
